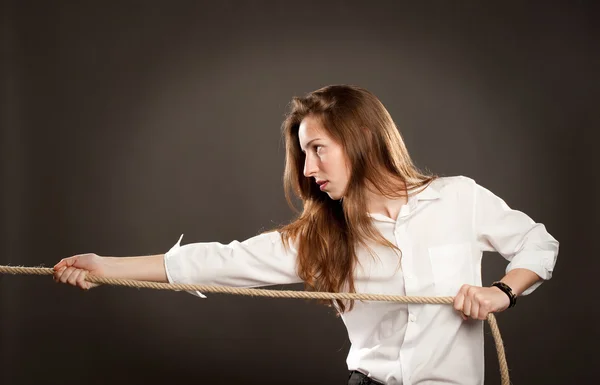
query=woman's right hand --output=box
[53,253,106,290]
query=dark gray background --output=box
[1,1,598,384]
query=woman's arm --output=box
[102,254,168,282]
[453,178,559,320]
[454,268,542,321]
[472,180,559,295]
[53,252,168,290]
[497,267,541,296]
[55,231,301,292]
[163,231,301,289]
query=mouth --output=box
[317,181,329,191]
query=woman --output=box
[53,85,559,385]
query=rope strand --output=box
[0,265,510,385]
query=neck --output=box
[365,179,408,221]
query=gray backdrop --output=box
[1,1,598,384]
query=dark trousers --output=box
[348,370,385,385]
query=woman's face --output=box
[298,115,350,200]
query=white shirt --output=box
[163,175,559,385]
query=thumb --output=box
[53,255,79,271]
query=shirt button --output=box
[409,313,416,322]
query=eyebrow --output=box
[300,138,322,152]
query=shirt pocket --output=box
[428,242,474,296]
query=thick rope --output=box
[0,265,510,384]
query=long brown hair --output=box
[276,85,437,313]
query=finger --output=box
[67,269,83,287]
[53,259,66,271]
[479,299,491,320]
[75,270,97,290]
[53,266,67,282]
[453,291,464,313]
[76,271,89,290]
[59,267,76,284]
[470,298,480,320]
[454,292,469,320]
[463,296,472,317]
[54,257,76,271]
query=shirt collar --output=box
[367,182,441,222]
[408,181,441,201]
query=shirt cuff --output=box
[505,249,556,296]
[164,234,207,298]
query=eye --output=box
[314,145,323,155]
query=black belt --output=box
[348,370,385,385]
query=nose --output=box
[303,153,318,178]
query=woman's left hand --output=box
[453,284,511,321]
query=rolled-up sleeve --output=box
[472,181,559,295]
[163,231,302,298]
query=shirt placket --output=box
[395,197,419,385]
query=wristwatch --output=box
[491,281,517,308]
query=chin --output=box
[327,192,342,200]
